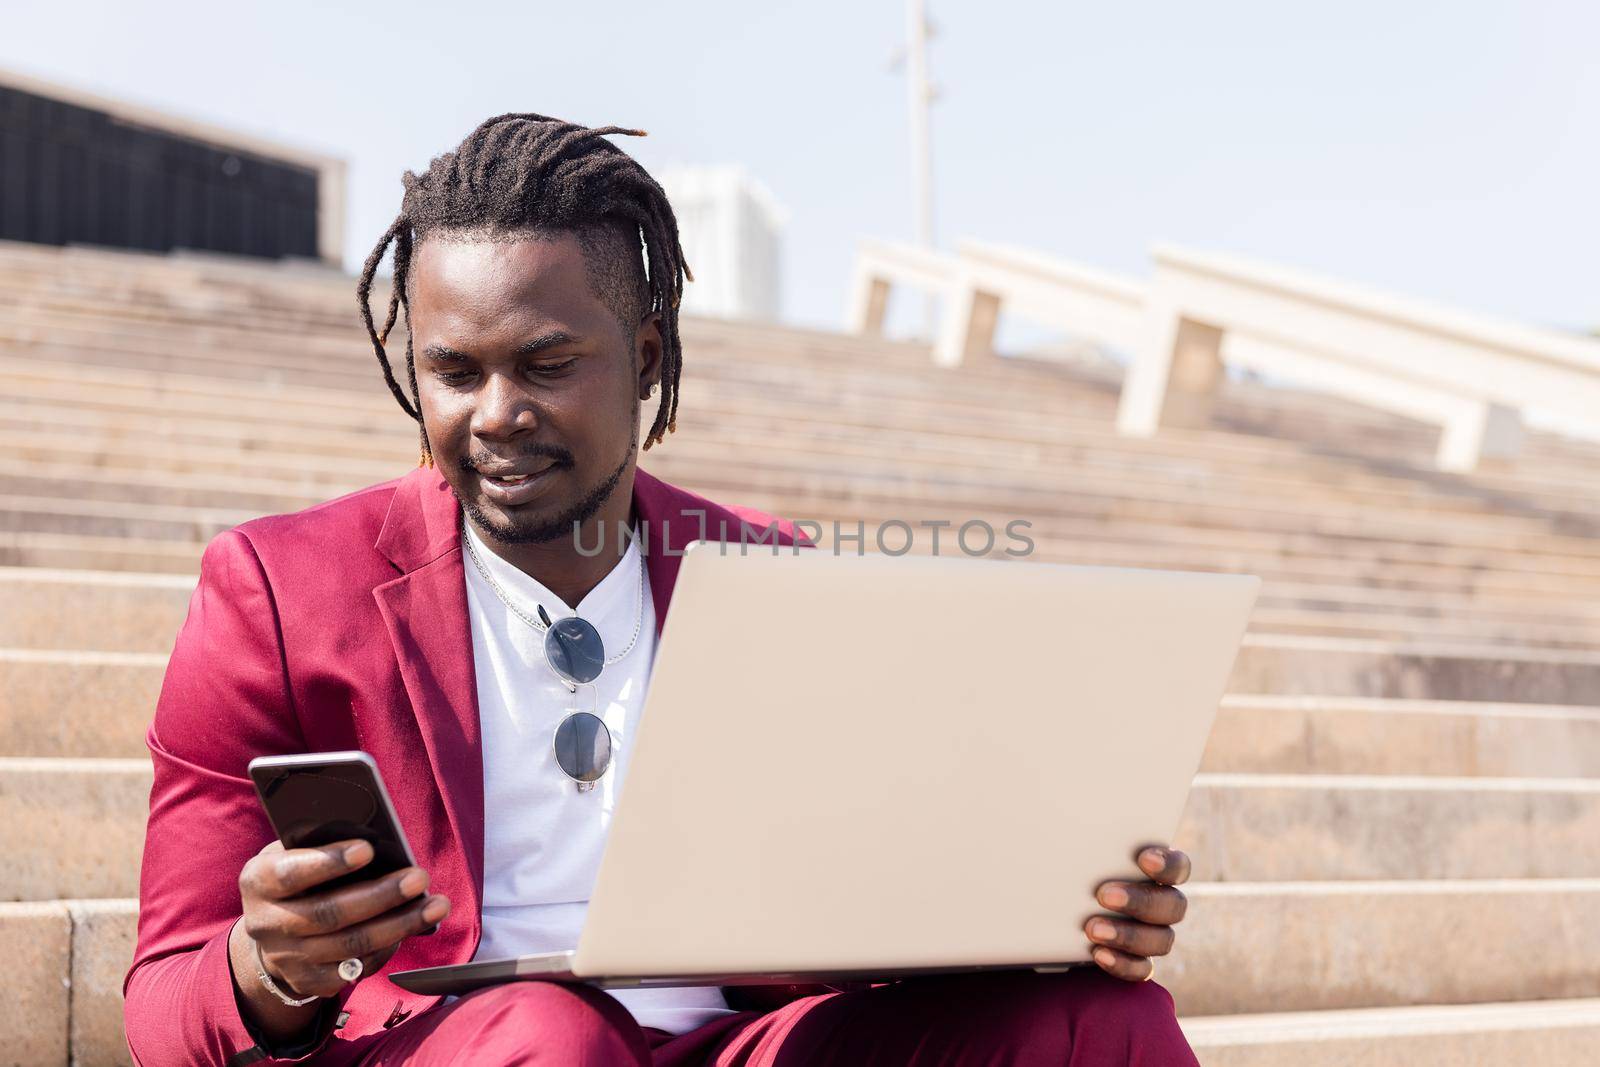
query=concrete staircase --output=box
[2,238,1599,1063]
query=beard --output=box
[456,410,639,546]
[458,447,631,546]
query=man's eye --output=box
[436,369,476,384]
[530,359,579,376]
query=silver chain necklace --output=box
[463,524,646,668]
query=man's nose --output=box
[472,371,539,438]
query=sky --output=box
[3,1,1596,336]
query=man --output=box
[126,114,1199,1065]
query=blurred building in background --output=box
[0,67,344,265]
[657,166,786,322]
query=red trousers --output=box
[328,969,1199,1066]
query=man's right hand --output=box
[227,838,450,1044]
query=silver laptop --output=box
[392,545,1259,996]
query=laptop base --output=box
[390,953,1094,998]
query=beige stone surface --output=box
[0,651,163,759]
[1178,774,1600,881]
[0,568,191,653]
[1230,635,1600,704]
[1186,999,1600,1066]
[0,901,70,1065]
[1194,1028,1600,1067]
[0,531,203,576]
[1201,696,1600,777]
[21,759,1600,900]
[1163,880,1600,1016]
[0,758,151,900]
[69,900,136,1067]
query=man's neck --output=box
[466,492,635,611]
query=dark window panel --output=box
[0,83,321,259]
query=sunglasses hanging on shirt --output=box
[464,531,645,792]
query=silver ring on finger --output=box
[338,957,364,983]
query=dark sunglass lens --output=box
[553,712,612,783]
[546,616,604,685]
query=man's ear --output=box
[635,311,665,399]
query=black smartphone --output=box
[248,751,418,893]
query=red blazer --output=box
[125,466,808,1065]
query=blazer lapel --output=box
[372,468,485,926]
[632,468,690,637]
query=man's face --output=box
[408,233,659,544]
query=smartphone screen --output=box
[248,752,415,892]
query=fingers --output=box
[250,867,430,941]
[1089,945,1155,982]
[241,839,374,902]
[296,893,451,965]
[1095,881,1188,926]
[270,948,386,1001]
[1084,915,1175,959]
[268,894,450,998]
[1136,846,1192,886]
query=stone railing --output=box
[847,239,1600,471]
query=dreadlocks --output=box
[356,113,692,466]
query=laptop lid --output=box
[575,545,1258,978]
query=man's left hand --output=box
[1084,846,1190,981]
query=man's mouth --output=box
[476,461,562,505]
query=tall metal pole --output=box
[905,0,937,338]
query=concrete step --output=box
[6,251,1595,500]
[1203,695,1600,777]
[0,758,150,900]
[10,482,1600,621]
[9,385,1587,556]
[1182,999,1600,1066]
[7,240,1598,472]
[11,520,1600,653]
[4,637,1594,761]
[7,341,1600,547]
[1248,604,1600,651]
[9,482,1600,643]
[0,567,192,653]
[1179,774,1600,881]
[0,569,1586,658]
[12,357,1599,555]
[648,466,1600,584]
[9,885,1600,1061]
[10,361,1589,532]
[1230,634,1600,704]
[13,564,1599,664]
[1261,577,1600,631]
[0,493,255,542]
[0,649,166,758]
[17,353,1582,529]
[8,758,1597,898]
[7,533,1593,654]
[0,529,204,573]
[0,397,1525,520]
[0,899,133,1066]
[1163,879,1600,1015]
[7,303,1593,504]
[9,432,1600,595]
[0,901,71,1064]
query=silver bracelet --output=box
[254,938,321,1008]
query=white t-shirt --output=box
[462,518,733,1034]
